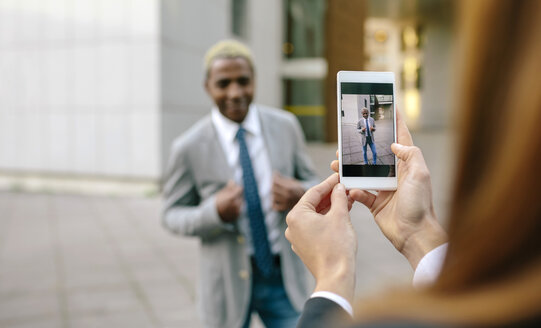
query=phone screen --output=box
[340,82,396,177]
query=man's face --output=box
[362,111,368,118]
[205,57,254,123]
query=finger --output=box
[272,181,286,194]
[233,198,243,213]
[272,173,290,190]
[233,185,244,197]
[329,183,348,217]
[336,149,339,159]
[391,143,420,162]
[273,180,293,194]
[273,194,284,206]
[315,193,332,214]
[347,195,354,211]
[273,171,284,184]
[349,189,376,209]
[225,179,236,189]
[396,111,414,146]
[299,174,339,209]
[272,186,289,202]
[330,160,339,173]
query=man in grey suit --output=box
[162,40,319,328]
[357,107,378,165]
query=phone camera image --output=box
[340,82,395,178]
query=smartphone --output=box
[337,71,397,190]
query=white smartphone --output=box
[337,71,397,190]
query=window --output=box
[283,0,326,58]
[282,0,327,141]
[283,79,325,141]
[232,0,248,38]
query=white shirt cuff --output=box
[309,243,448,317]
[310,291,353,317]
[412,243,448,288]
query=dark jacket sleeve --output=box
[297,297,352,328]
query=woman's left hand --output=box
[285,173,357,304]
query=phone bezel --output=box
[337,71,398,190]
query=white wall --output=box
[0,0,161,180]
[250,0,283,108]
[0,0,285,191]
[159,0,227,172]
[342,94,369,125]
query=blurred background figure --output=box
[162,39,319,328]
[0,0,456,327]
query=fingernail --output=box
[335,183,345,192]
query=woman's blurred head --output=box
[357,0,541,325]
[442,0,541,291]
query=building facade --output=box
[0,0,454,194]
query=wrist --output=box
[313,260,356,305]
[402,211,448,270]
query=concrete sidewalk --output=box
[0,131,453,328]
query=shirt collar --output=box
[211,104,261,142]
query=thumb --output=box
[391,143,419,162]
[330,183,348,216]
[273,171,284,184]
[300,173,339,209]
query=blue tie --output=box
[236,126,274,277]
[366,118,370,137]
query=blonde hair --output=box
[203,39,254,77]
[354,0,541,326]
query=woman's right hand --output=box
[331,113,447,269]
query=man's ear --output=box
[204,77,210,93]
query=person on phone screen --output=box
[357,107,377,165]
[162,39,319,328]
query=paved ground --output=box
[0,130,453,328]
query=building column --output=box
[324,0,366,142]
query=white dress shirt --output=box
[211,104,282,254]
[412,243,448,287]
[365,118,372,137]
[312,243,448,316]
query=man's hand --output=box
[361,127,366,133]
[271,173,305,211]
[285,174,357,304]
[370,126,375,132]
[216,180,243,223]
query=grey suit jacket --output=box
[357,117,376,146]
[162,105,319,328]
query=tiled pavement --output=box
[0,131,453,328]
